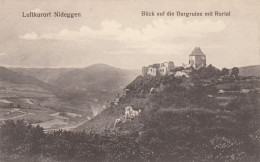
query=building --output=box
[159,61,174,75]
[142,66,148,77]
[142,47,207,77]
[142,62,174,76]
[189,47,206,69]
[147,64,160,76]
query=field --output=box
[214,79,260,106]
[0,80,92,131]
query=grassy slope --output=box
[0,67,65,97]
[76,75,184,132]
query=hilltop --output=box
[76,65,260,161]
[238,65,260,77]
[76,74,209,132]
[77,65,260,132]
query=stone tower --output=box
[142,66,148,77]
[189,47,206,69]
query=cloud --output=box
[20,19,225,41]
[19,32,39,40]
[141,19,226,40]
[18,19,226,57]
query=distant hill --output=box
[10,64,141,114]
[54,64,140,93]
[11,64,141,92]
[0,67,65,97]
[239,65,260,77]
[11,67,75,83]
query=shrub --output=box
[0,120,45,158]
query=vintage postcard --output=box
[0,0,259,161]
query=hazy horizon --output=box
[3,63,260,70]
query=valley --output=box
[0,64,140,131]
[0,80,91,131]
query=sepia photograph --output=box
[0,0,259,161]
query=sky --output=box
[0,0,259,69]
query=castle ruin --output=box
[142,47,207,77]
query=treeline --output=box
[0,120,149,162]
[191,65,239,79]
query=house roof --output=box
[148,63,160,68]
[189,47,206,56]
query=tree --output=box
[0,120,45,157]
[231,67,239,79]
[193,64,220,79]
[220,68,229,76]
[0,120,28,156]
